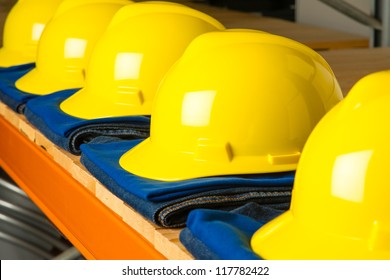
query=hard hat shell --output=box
[59,1,224,119]
[119,30,343,181]
[14,0,130,95]
[251,70,390,260]
[0,0,63,67]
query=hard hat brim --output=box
[15,67,83,96]
[60,87,149,120]
[0,48,34,68]
[119,138,297,182]
[251,210,390,260]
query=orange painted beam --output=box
[0,116,165,260]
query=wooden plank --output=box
[121,203,193,259]
[18,116,36,142]
[122,204,158,243]
[155,228,193,260]
[95,182,125,217]
[0,102,7,117]
[35,129,57,155]
[51,146,78,174]
[0,104,192,260]
[0,115,166,260]
[2,105,19,128]
[71,160,97,193]
[320,47,390,95]
[1,0,368,52]
[153,0,369,50]
[210,14,368,50]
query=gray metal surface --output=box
[0,168,83,260]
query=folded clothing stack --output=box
[80,138,293,228]
[24,90,150,155]
[0,63,35,113]
[179,202,286,260]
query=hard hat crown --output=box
[251,71,390,260]
[59,2,224,119]
[0,0,63,67]
[15,0,130,95]
[119,30,343,181]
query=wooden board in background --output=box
[320,47,390,95]
[0,0,369,50]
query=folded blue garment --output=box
[180,229,220,260]
[24,90,150,154]
[0,63,36,113]
[80,138,292,227]
[80,139,294,202]
[180,203,285,260]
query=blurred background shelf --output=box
[138,0,369,50]
[0,0,375,50]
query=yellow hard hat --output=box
[14,0,130,95]
[0,0,63,68]
[119,30,343,181]
[59,1,225,119]
[251,70,390,260]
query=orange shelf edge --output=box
[0,116,165,260]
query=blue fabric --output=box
[80,139,294,202]
[180,203,285,260]
[80,138,293,227]
[0,63,35,113]
[180,229,220,260]
[24,90,150,155]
